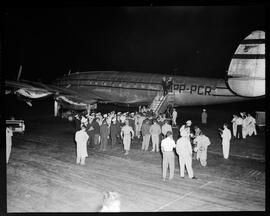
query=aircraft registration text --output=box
[173,84,212,95]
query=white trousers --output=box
[179,154,194,178]
[123,135,131,151]
[232,123,237,137]
[135,124,141,137]
[151,134,160,151]
[222,141,230,159]
[142,134,150,150]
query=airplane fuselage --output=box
[53,71,248,107]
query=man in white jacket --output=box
[247,113,257,136]
[121,120,134,155]
[220,123,232,159]
[75,125,89,165]
[231,115,238,138]
[176,122,197,179]
[172,108,178,126]
[193,131,211,167]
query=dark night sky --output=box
[3,5,266,83]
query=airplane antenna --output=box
[17,65,22,81]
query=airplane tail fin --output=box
[227,30,265,97]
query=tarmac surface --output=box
[6,98,265,212]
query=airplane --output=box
[5,30,265,116]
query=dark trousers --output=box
[111,136,118,148]
[236,125,243,139]
[87,134,94,147]
[100,137,108,151]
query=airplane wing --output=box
[5,80,98,108]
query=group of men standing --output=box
[231,112,257,140]
[161,119,212,181]
[73,107,258,184]
[73,110,173,165]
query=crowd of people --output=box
[72,108,257,181]
[231,112,257,139]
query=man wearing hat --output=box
[81,115,88,127]
[75,125,89,165]
[100,119,110,151]
[141,118,151,151]
[176,123,197,179]
[172,108,178,126]
[161,120,172,139]
[120,120,134,155]
[74,114,81,131]
[161,131,176,181]
[201,109,207,124]
[180,120,192,138]
[92,117,101,146]
[110,117,121,148]
[150,119,162,152]
[86,115,95,148]
[219,123,232,159]
[235,114,243,139]
[128,113,135,132]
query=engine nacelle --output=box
[227,30,265,97]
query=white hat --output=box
[81,116,87,123]
[203,109,206,111]
[186,120,192,125]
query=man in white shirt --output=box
[220,123,232,159]
[180,120,192,137]
[242,115,249,139]
[235,115,243,139]
[193,131,211,167]
[247,113,257,136]
[172,108,178,126]
[121,120,134,155]
[75,125,89,165]
[161,131,176,181]
[231,115,238,138]
[134,113,141,138]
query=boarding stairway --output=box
[149,91,175,115]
